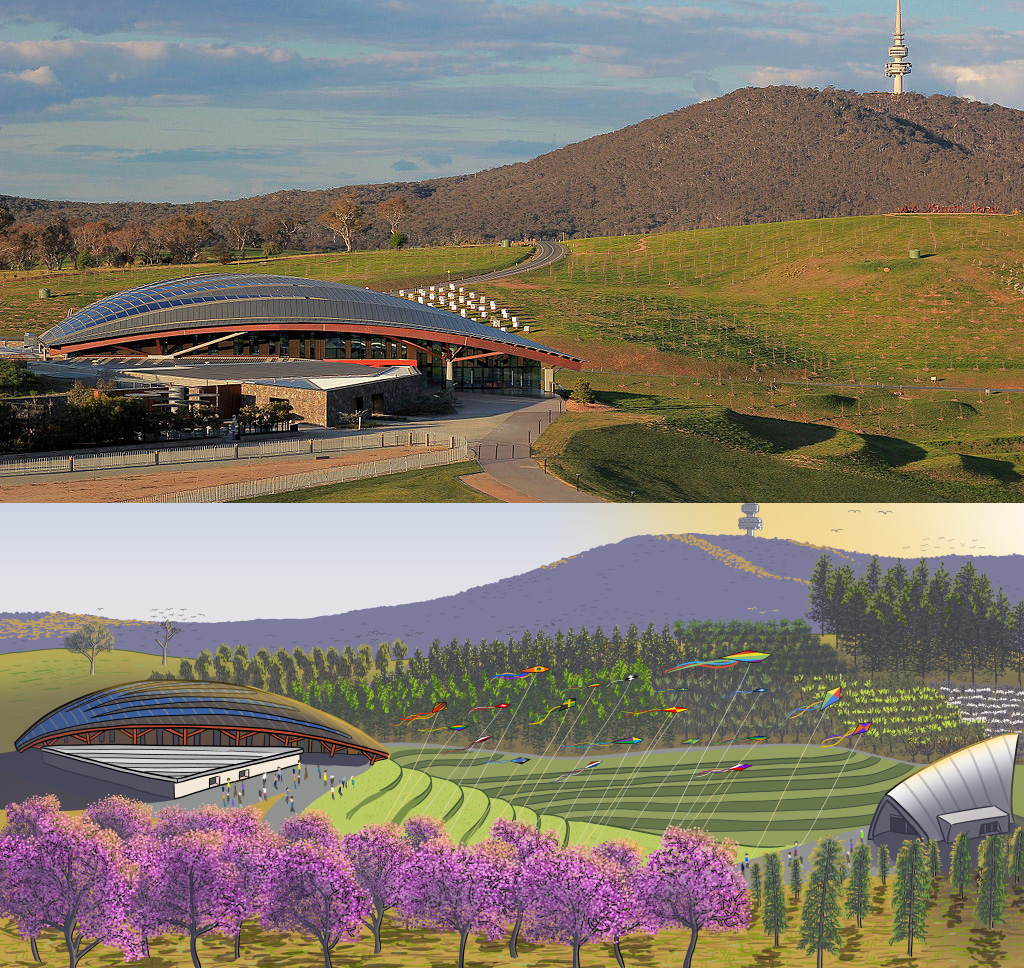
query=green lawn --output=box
[0,245,532,338]
[234,460,499,502]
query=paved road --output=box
[459,241,567,284]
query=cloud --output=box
[391,159,419,170]
[931,60,1024,106]
[5,65,57,85]
[420,152,453,167]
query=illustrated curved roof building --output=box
[15,680,389,762]
[39,274,582,370]
[869,733,1019,844]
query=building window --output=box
[890,814,919,836]
[350,336,365,359]
[980,821,1000,835]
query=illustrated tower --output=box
[884,0,912,94]
[739,503,762,537]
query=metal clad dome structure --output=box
[39,274,582,369]
[869,733,1019,847]
[15,680,389,762]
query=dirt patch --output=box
[456,473,540,503]
[565,399,617,412]
[0,446,442,503]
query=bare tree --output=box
[153,615,182,666]
[64,619,115,675]
[318,194,367,252]
[228,216,260,256]
[376,196,412,236]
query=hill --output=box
[4,87,1024,244]
[1,534,1021,657]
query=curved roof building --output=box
[869,733,1019,847]
[39,274,582,390]
[15,679,389,762]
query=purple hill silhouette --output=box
[1,534,1021,659]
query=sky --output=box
[1,502,1020,621]
[0,1,1021,203]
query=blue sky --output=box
[0,0,1021,203]
[0,504,1020,621]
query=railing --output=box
[0,430,457,477]
[127,437,469,503]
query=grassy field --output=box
[235,460,498,502]
[0,245,531,338]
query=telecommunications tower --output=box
[739,503,762,537]
[884,0,912,94]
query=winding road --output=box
[460,240,568,284]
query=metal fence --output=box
[128,437,470,503]
[0,430,459,477]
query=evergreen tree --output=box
[750,861,762,906]
[928,839,942,880]
[974,834,1008,930]
[1009,827,1024,885]
[844,842,871,928]
[762,852,788,947]
[877,844,891,888]
[789,853,803,905]
[807,555,834,634]
[797,837,844,968]
[890,839,929,956]
[950,832,971,899]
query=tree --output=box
[949,831,971,899]
[0,202,13,234]
[227,216,260,256]
[844,842,871,928]
[928,839,942,882]
[797,836,845,968]
[637,827,751,968]
[64,619,115,675]
[789,853,803,904]
[260,836,370,968]
[877,843,891,889]
[761,852,788,947]
[403,815,448,848]
[0,803,144,968]
[570,380,595,404]
[400,839,514,968]
[377,196,412,237]
[84,796,153,843]
[156,213,216,264]
[319,194,368,252]
[342,823,413,954]
[153,615,182,666]
[889,839,928,957]
[750,861,762,906]
[37,215,76,269]
[493,818,559,958]
[1009,827,1024,886]
[807,554,833,634]
[974,834,1008,930]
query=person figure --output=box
[860,829,865,841]
[231,796,235,808]
[331,786,335,801]
[290,799,296,813]
[305,766,309,780]
[330,775,335,788]
[274,776,278,790]
[740,861,746,876]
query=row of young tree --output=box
[0,193,415,271]
[0,795,752,968]
[807,554,1024,685]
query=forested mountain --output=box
[4,86,1023,247]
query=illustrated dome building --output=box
[39,274,582,392]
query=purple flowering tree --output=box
[132,829,240,968]
[281,810,345,852]
[342,823,414,954]
[219,810,276,961]
[83,796,154,843]
[259,836,370,968]
[520,845,637,968]
[593,840,655,968]
[399,839,515,968]
[403,814,448,848]
[0,804,144,968]
[488,817,558,958]
[637,826,752,968]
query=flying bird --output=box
[878,510,893,515]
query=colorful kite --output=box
[530,698,577,725]
[623,706,688,717]
[821,722,872,747]
[722,687,769,697]
[785,686,842,721]
[490,666,550,681]
[395,700,447,725]
[708,734,768,745]
[682,738,703,745]
[553,760,601,782]
[418,723,470,733]
[585,673,639,688]
[665,651,771,673]
[485,756,531,765]
[438,735,492,754]
[466,703,511,714]
[559,736,642,749]
[694,763,752,778]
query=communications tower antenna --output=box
[884,0,912,95]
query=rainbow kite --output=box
[530,698,577,725]
[624,706,688,717]
[682,738,702,745]
[490,666,549,681]
[665,651,771,673]
[785,686,842,721]
[722,687,769,697]
[553,760,601,782]
[560,736,642,749]
[396,700,447,725]
[485,756,531,765]
[466,703,511,714]
[585,673,639,688]
[821,722,872,747]
[439,735,492,754]
[694,763,752,778]
[418,723,470,733]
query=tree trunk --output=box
[509,910,522,958]
[458,929,469,968]
[612,937,625,968]
[321,938,333,968]
[89,652,95,675]
[572,940,581,968]
[234,929,241,960]
[373,904,384,954]
[29,938,41,963]
[189,931,202,968]
[682,926,700,968]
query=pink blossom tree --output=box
[342,823,414,954]
[281,810,345,852]
[84,796,154,843]
[636,826,751,968]
[520,845,637,968]
[219,810,276,961]
[488,817,558,958]
[0,803,144,968]
[403,814,448,848]
[131,829,240,968]
[593,840,656,968]
[259,836,370,968]
[399,839,515,968]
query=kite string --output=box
[391,698,447,821]
[801,731,868,846]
